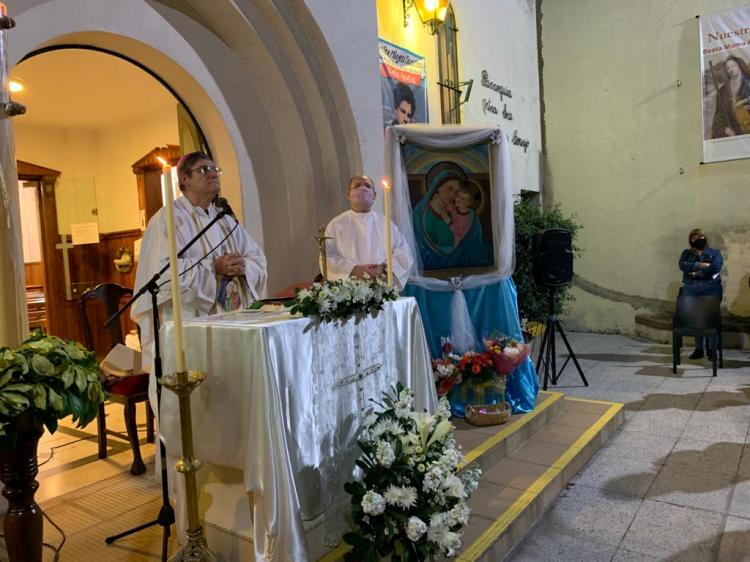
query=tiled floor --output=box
[35,401,156,503]
[508,332,750,562]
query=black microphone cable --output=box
[157,218,240,289]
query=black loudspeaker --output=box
[533,228,573,287]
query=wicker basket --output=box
[465,401,511,426]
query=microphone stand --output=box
[102,208,229,561]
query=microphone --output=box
[215,196,238,223]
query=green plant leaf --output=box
[30,355,55,376]
[74,368,88,393]
[61,367,74,389]
[46,387,65,412]
[31,384,47,409]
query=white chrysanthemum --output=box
[327,285,347,303]
[441,474,467,499]
[375,441,395,468]
[371,419,403,440]
[384,485,418,509]
[361,490,386,516]
[352,283,373,303]
[406,516,428,542]
[296,289,313,301]
[317,297,332,313]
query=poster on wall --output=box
[379,38,428,129]
[402,143,495,276]
[700,5,750,162]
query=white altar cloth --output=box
[161,297,437,561]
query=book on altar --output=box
[100,343,143,378]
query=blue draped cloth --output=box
[404,278,539,414]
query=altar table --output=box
[161,297,438,561]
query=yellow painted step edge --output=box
[460,391,564,468]
[318,392,566,562]
[456,401,623,561]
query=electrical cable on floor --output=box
[41,508,66,562]
[37,447,54,467]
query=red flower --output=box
[471,364,481,374]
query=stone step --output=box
[453,390,567,474]
[318,392,622,562]
[454,396,623,562]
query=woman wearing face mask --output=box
[321,175,414,290]
[679,228,723,359]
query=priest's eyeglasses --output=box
[188,165,223,176]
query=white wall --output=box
[456,0,542,194]
[94,111,179,231]
[15,110,178,233]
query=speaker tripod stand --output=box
[535,287,588,390]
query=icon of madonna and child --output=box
[410,161,494,272]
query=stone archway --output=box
[8,0,363,292]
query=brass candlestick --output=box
[161,370,216,562]
[313,226,333,281]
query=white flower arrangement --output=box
[288,275,398,323]
[344,383,481,561]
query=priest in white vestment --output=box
[323,175,414,289]
[132,151,267,411]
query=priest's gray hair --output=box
[177,151,212,191]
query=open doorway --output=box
[10,47,208,355]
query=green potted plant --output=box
[0,332,105,562]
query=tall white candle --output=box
[159,159,186,372]
[383,179,394,287]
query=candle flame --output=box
[156,156,169,168]
[382,179,390,190]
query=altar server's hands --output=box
[351,264,386,279]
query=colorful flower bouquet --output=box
[287,275,398,323]
[431,336,530,422]
[344,383,481,561]
[484,335,531,376]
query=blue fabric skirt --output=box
[404,278,539,414]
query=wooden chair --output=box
[26,285,47,333]
[78,283,154,475]
[672,294,723,377]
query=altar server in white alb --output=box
[132,151,267,402]
[323,174,414,289]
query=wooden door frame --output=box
[17,160,63,335]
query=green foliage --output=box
[0,332,106,447]
[513,198,583,323]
